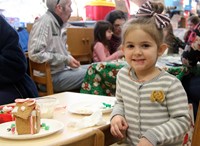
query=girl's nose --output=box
[134,47,142,55]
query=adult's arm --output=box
[0,16,27,84]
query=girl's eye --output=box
[107,30,112,33]
[141,44,150,48]
[126,44,134,49]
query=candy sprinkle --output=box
[41,123,46,127]
[45,126,49,130]
[41,123,49,131]
[102,102,111,108]
[7,128,11,132]
[11,123,15,128]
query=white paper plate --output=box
[68,99,116,115]
[0,119,64,140]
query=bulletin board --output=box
[114,0,130,13]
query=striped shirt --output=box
[110,66,190,146]
[28,11,72,74]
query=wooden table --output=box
[0,92,119,146]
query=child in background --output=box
[104,10,128,54]
[110,1,190,146]
[182,15,200,67]
[184,15,199,43]
[92,20,124,62]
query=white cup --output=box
[36,97,57,119]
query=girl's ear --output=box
[158,43,168,56]
[121,45,125,53]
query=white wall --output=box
[0,0,110,22]
[0,0,137,23]
[0,0,47,22]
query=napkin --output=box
[67,110,106,129]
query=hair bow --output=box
[136,1,170,29]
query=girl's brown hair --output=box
[92,20,112,51]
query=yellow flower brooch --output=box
[150,90,165,103]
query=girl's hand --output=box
[110,115,128,139]
[137,137,153,146]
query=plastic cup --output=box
[36,97,57,119]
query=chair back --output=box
[29,59,54,96]
[26,23,33,33]
[59,129,104,146]
[191,102,200,146]
[99,124,123,146]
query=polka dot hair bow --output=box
[136,1,170,29]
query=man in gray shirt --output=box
[28,0,88,92]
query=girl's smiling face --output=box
[106,29,113,40]
[122,29,166,74]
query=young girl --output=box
[92,20,124,62]
[110,1,190,146]
[104,10,128,54]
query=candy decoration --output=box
[102,102,111,108]
[41,123,50,131]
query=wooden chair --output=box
[26,23,33,33]
[29,59,54,97]
[99,125,122,146]
[191,102,200,146]
[58,129,104,146]
[24,52,29,58]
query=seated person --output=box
[181,17,200,120]
[104,10,128,54]
[182,17,200,67]
[28,0,88,92]
[92,21,123,62]
[183,15,200,43]
[0,15,38,105]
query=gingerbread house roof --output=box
[12,99,36,120]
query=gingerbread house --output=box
[12,98,40,135]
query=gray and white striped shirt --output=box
[110,66,190,146]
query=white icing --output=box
[21,106,26,111]
[2,106,13,112]
[31,110,36,116]
[12,107,18,113]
